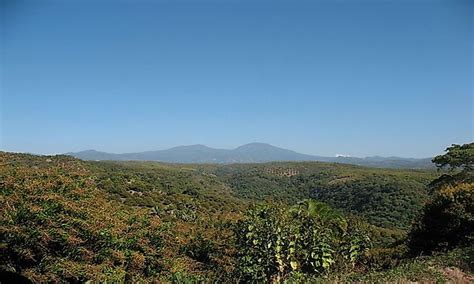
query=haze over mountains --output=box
[67,143,434,169]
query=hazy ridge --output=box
[67,142,434,169]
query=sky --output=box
[1,0,473,158]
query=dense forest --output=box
[0,143,472,283]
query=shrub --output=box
[409,183,474,253]
[233,200,371,282]
[181,234,217,265]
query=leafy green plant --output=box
[233,200,371,282]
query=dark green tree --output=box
[409,143,474,254]
[429,143,474,190]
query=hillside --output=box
[1,150,471,283]
[194,162,436,230]
[67,143,434,169]
[0,152,245,282]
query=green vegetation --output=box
[209,162,435,230]
[233,200,370,282]
[0,143,472,282]
[409,183,473,253]
[409,143,474,254]
[0,153,164,282]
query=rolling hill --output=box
[2,150,471,283]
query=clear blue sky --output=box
[1,0,473,158]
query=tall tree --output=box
[429,143,473,190]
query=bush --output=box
[362,245,407,270]
[181,234,217,265]
[233,200,371,282]
[409,183,474,253]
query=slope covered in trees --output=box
[0,144,472,282]
[202,162,435,230]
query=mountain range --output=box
[66,143,434,169]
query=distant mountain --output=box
[66,143,434,169]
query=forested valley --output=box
[1,143,472,283]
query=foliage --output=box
[408,182,474,253]
[343,247,474,283]
[1,149,472,283]
[233,200,371,282]
[0,153,165,282]
[210,162,435,230]
[429,143,474,190]
[432,143,474,172]
[409,143,474,255]
[283,247,473,283]
[361,245,407,270]
[164,271,208,284]
[180,234,217,265]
